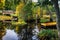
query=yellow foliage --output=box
[1,0,5,6]
[0,16,12,20]
[43,15,50,19]
[12,2,26,25]
[37,7,41,16]
[0,0,5,9]
[15,26,18,32]
[12,21,26,25]
[12,19,26,25]
[41,22,56,26]
[15,2,25,16]
[32,6,41,18]
[43,10,47,15]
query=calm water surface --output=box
[1,26,39,40]
[2,29,18,40]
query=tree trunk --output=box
[52,0,60,39]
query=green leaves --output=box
[0,2,3,9]
[38,29,58,39]
[23,1,33,20]
[0,21,3,27]
[5,0,19,10]
[39,0,53,6]
[24,2,32,13]
[40,19,49,23]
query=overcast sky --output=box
[32,0,51,2]
[32,0,60,4]
[32,0,38,2]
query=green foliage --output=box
[48,5,55,12]
[24,2,32,13]
[40,19,49,23]
[0,21,3,27]
[23,2,32,20]
[5,0,19,10]
[0,2,3,9]
[38,29,58,40]
[14,0,20,5]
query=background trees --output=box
[0,0,60,40]
[51,0,60,39]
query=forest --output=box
[0,0,60,40]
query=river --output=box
[0,25,39,40]
[2,29,18,40]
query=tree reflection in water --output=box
[0,23,40,40]
[0,21,6,40]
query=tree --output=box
[0,0,5,10]
[23,0,32,21]
[51,0,60,39]
[43,0,53,21]
[5,0,19,10]
[38,0,54,22]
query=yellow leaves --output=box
[43,15,50,19]
[15,2,25,16]
[0,0,5,9]
[41,22,56,26]
[12,2,26,25]
[1,0,5,6]
[1,0,5,2]
[11,14,18,16]
[43,10,47,15]
[32,6,41,17]
[0,15,12,20]
[12,21,26,25]
[12,19,26,25]
[15,26,18,32]
[37,7,41,16]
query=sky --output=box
[2,29,18,40]
[32,0,38,2]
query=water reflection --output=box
[2,29,18,40]
[0,25,39,40]
[32,25,39,40]
[32,35,39,40]
[0,26,6,40]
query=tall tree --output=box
[51,0,60,39]
[38,0,53,21]
[5,0,18,10]
[42,0,53,21]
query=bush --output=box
[38,29,58,40]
